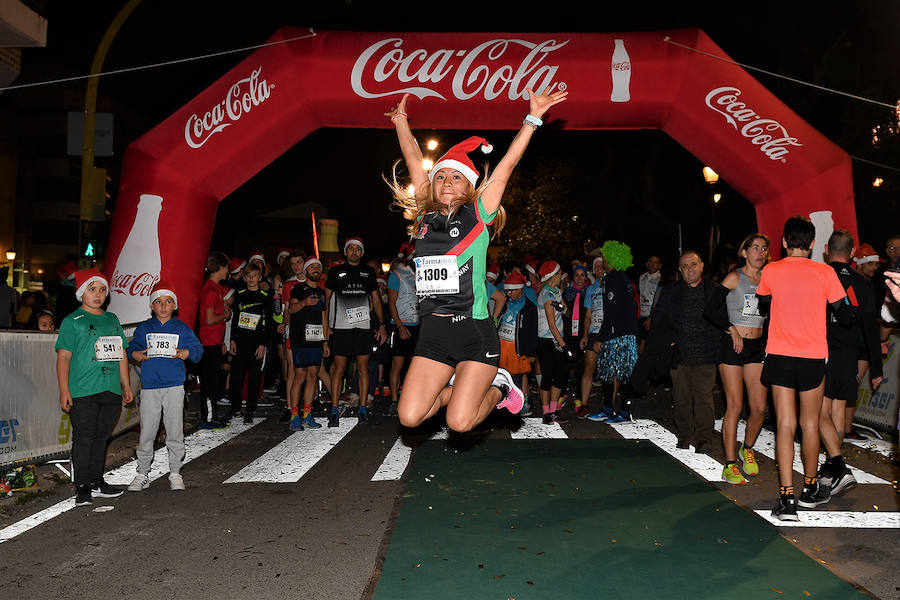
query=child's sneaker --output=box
[128,474,150,492]
[575,406,591,419]
[606,412,627,424]
[302,414,322,429]
[798,481,831,509]
[169,473,185,491]
[586,407,613,422]
[289,415,304,431]
[91,480,124,498]
[74,485,92,507]
[541,413,554,425]
[492,367,524,414]
[739,444,759,476]
[721,463,748,485]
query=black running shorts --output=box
[415,314,500,368]
[719,335,765,366]
[824,348,859,402]
[330,328,374,357]
[390,324,419,358]
[761,354,826,392]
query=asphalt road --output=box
[0,387,897,600]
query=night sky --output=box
[8,1,900,273]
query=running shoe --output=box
[169,473,185,491]
[74,485,92,507]
[541,413,554,425]
[91,480,124,498]
[492,367,524,414]
[242,412,253,425]
[128,474,150,492]
[552,411,568,424]
[574,406,591,419]
[520,398,534,417]
[388,402,399,417]
[586,407,613,422]
[606,412,627,424]
[771,496,799,522]
[828,467,857,497]
[721,463,748,485]
[328,411,340,428]
[381,386,391,396]
[216,396,231,406]
[798,481,831,509]
[278,409,292,424]
[289,415,304,431]
[816,463,835,488]
[358,410,369,425]
[738,444,759,476]
[302,414,322,429]
[843,428,865,441]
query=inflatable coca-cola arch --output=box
[105,28,856,328]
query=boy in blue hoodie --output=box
[126,281,203,491]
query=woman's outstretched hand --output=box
[385,93,410,121]
[526,87,568,120]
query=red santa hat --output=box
[222,286,235,301]
[276,248,291,263]
[429,136,493,187]
[525,260,540,275]
[398,241,415,260]
[853,243,884,265]
[344,237,365,254]
[376,274,388,286]
[503,272,527,290]
[149,280,178,309]
[228,258,247,274]
[539,260,561,282]
[486,263,500,281]
[248,252,265,265]
[303,257,322,271]
[74,268,108,301]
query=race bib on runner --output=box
[95,336,123,362]
[742,294,760,317]
[571,318,580,337]
[591,311,604,331]
[145,333,178,358]
[238,312,261,330]
[498,322,515,342]
[346,306,368,325]
[414,255,460,295]
[305,323,324,342]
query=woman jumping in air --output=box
[385,88,567,431]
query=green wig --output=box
[600,240,633,271]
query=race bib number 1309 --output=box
[414,255,460,296]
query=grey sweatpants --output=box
[136,385,185,476]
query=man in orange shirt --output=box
[756,217,848,521]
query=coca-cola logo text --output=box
[351,38,568,101]
[111,272,159,297]
[612,61,631,71]
[705,86,801,163]
[185,67,274,149]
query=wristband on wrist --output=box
[523,114,543,129]
[391,112,408,123]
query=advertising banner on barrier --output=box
[856,334,900,433]
[0,331,141,468]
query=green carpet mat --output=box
[373,439,862,600]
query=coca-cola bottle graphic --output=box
[610,39,631,103]
[108,194,163,325]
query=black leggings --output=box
[537,339,568,391]
[199,344,224,421]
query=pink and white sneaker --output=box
[492,367,524,414]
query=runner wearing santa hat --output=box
[496,272,538,411]
[536,261,571,424]
[847,242,883,440]
[385,86,567,431]
[227,257,247,290]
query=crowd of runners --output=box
[48,89,900,523]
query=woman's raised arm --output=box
[387,94,430,193]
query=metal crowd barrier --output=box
[0,330,141,468]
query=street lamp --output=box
[873,177,883,188]
[713,193,722,204]
[422,159,434,172]
[426,139,438,151]
[5,249,15,261]
[702,166,719,184]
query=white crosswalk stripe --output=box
[713,420,889,484]
[225,419,356,483]
[0,418,264,544]
[607,419,723,481]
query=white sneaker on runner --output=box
[128,474,150,492]
[492,367,524,414]
[169,473,185,491]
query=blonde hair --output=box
[384,160,506,237]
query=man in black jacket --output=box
[649,251,720,453]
